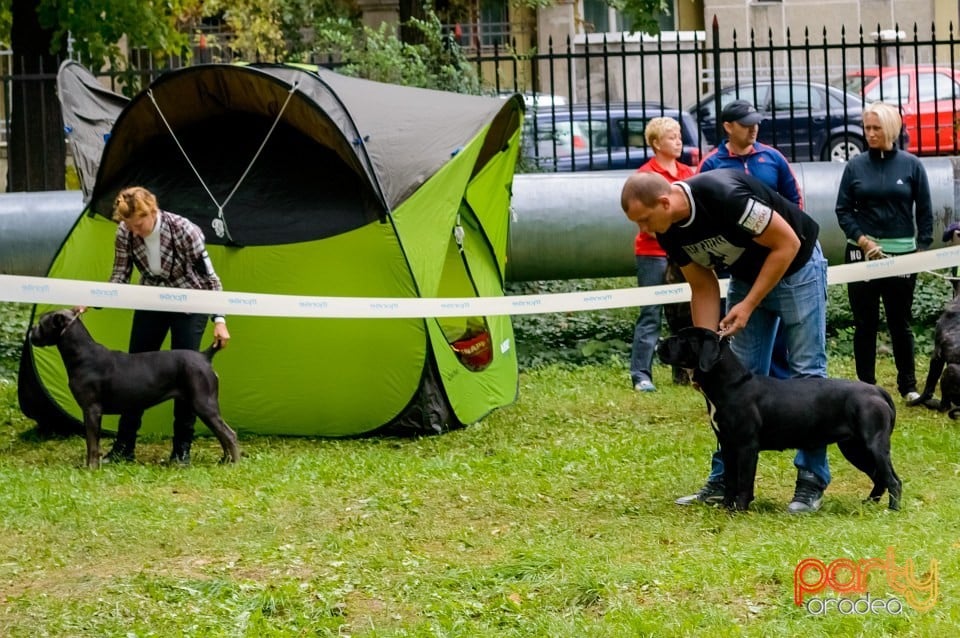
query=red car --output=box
[841,65,960,155]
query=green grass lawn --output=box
[1,352,958,636]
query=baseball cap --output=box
[720,99,764,125]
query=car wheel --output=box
[825,136,865,162]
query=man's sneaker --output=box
[675,482,724,506]
[904,391,922,405]
[787,471,824,513]
[634,380,656,392]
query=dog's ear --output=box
[697,333,722,372]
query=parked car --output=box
[520,103,703,172]
[689,81,866,162]
[838,65,960,155]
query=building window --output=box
[443,0,510,49]
[479,0,509,46]
[581,0,675,34]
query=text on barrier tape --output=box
[3,247,960,318]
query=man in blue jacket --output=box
[699,100,803,207]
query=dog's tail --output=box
[878,387,897,429]
[202,341,223,361]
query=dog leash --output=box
[865,247,960,282]
[59,311,82,337]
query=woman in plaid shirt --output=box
[104,186,230,465]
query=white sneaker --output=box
[634,380,656,392]
[904,391,922,405]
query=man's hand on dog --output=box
[718,302,753,337]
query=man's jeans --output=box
[705,242,831,487]
[630,255,668,385]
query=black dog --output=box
[657,327,901,511]
[911,295,960,417]
[910,222,960,415]
[29,308,241,469]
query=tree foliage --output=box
[608,0,671,36]
[311,11,479,93]
[26,0,200,71]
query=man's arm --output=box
[773,150,803,207]
[679,262,722,330]
[719,213,800,335]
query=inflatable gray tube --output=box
[2,158,958,281]
[506,157,960,281]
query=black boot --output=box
[102,436,136,463]
[104,414,141,463]
[168,439,192,466]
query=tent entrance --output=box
[93,113,384,247]
[436,203,493,372]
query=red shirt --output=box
[634,158,696,256]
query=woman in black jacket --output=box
[835,101,933,403]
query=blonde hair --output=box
[112,186,158,223]
[621,172,671,211]
[644,116,681,148]
[863,101,903,149]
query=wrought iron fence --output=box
[3,18,960,180]
[476,20,960,164]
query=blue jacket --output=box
[699,142,803,207]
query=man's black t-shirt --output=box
[656,168,819,283]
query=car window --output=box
[864,75,909,105]
[828,91,855,110]
[726,86,768,111]
[614,118,646,148]
[843,74,867,96]
[916,72,960,102]
[770,84,825,111]
[525,118,590,157]
[579,118,609,148]
[697,88,763,122]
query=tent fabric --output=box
[22,62,524,438]
[68,62,517,247]
[56,61,129,201]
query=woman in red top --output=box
[630,117,695,391]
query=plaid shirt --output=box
[110,210,223,291]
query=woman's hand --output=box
[213,322,231,349]
[858,236,885,260]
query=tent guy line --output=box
[147,79,304,244]
[4,246,959,318]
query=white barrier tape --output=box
[2,246,960,318]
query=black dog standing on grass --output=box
[657,327,901,512]
[29,308,241,469]
[911,295,960,417]
[910,224,960,416]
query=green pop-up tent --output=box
[20,61,523,437]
